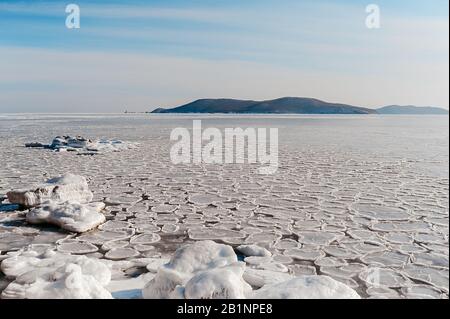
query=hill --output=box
[151,97,377,114]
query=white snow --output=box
[1,245,112,299]
[7,174,93,207]
[141,241,361,299]
[251,275,361,299]
[107,273,155,299]
[27,201,106,233]
[183,263,252,299]
[142,240,238,299]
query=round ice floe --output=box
[0,233,34,252]
[258,262,289,273]
[332,277,359,289]
[320,265,357,279]
[295,231,343,246]
[370,221,430,233]
[340,263,367,273]
[351,204,411,221]
[283,248,325,261]
[245,232,281,244]
[344,242,386,254]
[132,244,156,252]
[397,244,427,254]
[236,203,258,211]
[221,238,246,245]
[154,216,179,226]
[293,220,322,230]
[323,245,359,259]
[151,204,178,213]
[421,243,448,255]
[161,224,180,233]
[105,248,140,260]
[244,256,272,265]
[136,223,160,233]
[188,228,246,240]
[366,286,402,299]
[183,218,204,225]
[347,229,377,241]
[130,233,161,245]
[424,217,448,227]
[200,207,230,217]
[288,265,317,276]
[183,263,252,299]
[237,244,272,257]
[243,268,294,288]
[26,201,106,233]
[360,251,410,267]
[403,264,449,293]
[272,254,293,264]
[134,212,157,220]
[188,194,223,206]
[413,233,447,245]
[314,257,348,268]
[359,268,411,288]
[401,285,445,299]
[382,232,414,244]
[412,252,449,269]
[241,227,263,235]
[274,239,300,250]
[251,276,360,299]
[98,221,132,231]
[57,241,98,254]
[101,240,129,251]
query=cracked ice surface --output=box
[0,114,448,299]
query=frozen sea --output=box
[0,114,448,299]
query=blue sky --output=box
[0,0,448,112]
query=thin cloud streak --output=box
[0,47,448,112]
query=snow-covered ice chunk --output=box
[26,201,106,233]
[25,135,139,154]
[146,258,170,273]
[1,245,112,299]
[7,174,93,207]
[251,276,360,299]
[2,262,112,299]
[183,263,252,299]
[142,240,237,299]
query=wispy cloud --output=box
[0,0,448,111]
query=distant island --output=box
[377,105,449,115]
[149,97,449,115]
